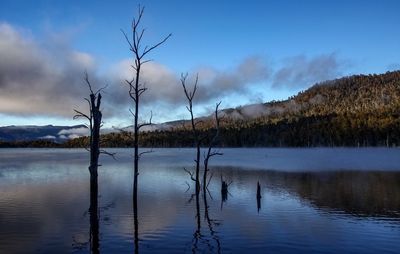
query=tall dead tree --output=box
[121,6,171,199]
[121,6,170,251]
[74,72,104,177]
[73,72,107,253]
[203,102,223,193]
[181,74,202,192]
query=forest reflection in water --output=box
[0,149,399,253]
[216,167,400,218]
[88,167,400,253]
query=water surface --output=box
[0,148,399,253]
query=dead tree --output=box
[121,6,171,199]
[73,72,116,208]
[181,73,202,192]
[73,72,107,254]
[121,7,170,252]
[74,72,104,176]
[203,102,223,193]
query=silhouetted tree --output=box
[203,102,223,193]
[121,6,171,252]
[73,72,110,254]
[122,5,171,197]
[181,73,202,192]
[73,72,105,180]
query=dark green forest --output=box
[2,70,400,148]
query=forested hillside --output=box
[62,71,400,148]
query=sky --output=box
[0,0,399,127]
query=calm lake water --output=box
[0,148,400,253]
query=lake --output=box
[0,148,400,253]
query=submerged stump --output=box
[257,181,262,213]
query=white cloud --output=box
[108,55,271,108]
[58,127,88,136]
[39,135,56,139]
[0,22,96,117]
[273,53,345,89]
[0,22,349,124]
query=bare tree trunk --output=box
[87,89,102,249]
[181,74,201,192]
[73,73,106,254]
[203,102,222,194]
[122,5,170,198]
[133,71,139,200]
[133,88,139,254]
[89,93,102,180]
[121,6,170,252]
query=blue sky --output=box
[0,0,399,127]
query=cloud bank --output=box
[273,53,344,89]
[0,22,346,122]
[107,55,271,108]
[0,23,96,117]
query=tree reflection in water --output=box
[203,191,221,254]
[133,194,139,254]
[89,175,100,254]
[186,188,222,253]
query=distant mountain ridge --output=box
[219,70,400,121]
[0,125,87,143]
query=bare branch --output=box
[187,193,196,204]
[202,101,223,192]
[206,187,214,200]
[141,33,172,59]
[129,108,136,118]
[100,150,117,160]
[138,111,153,130]
[184,167,196,182]
[83,71,94,95]
[141,59,152,65]
[209,151,223,158]
[206,172,214,188]
[73,110,90,121]
[94,84,108,96]
[138,87,148,97]
[180,73,198,102]
[138,149,153,158]
[185,182,191,193]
